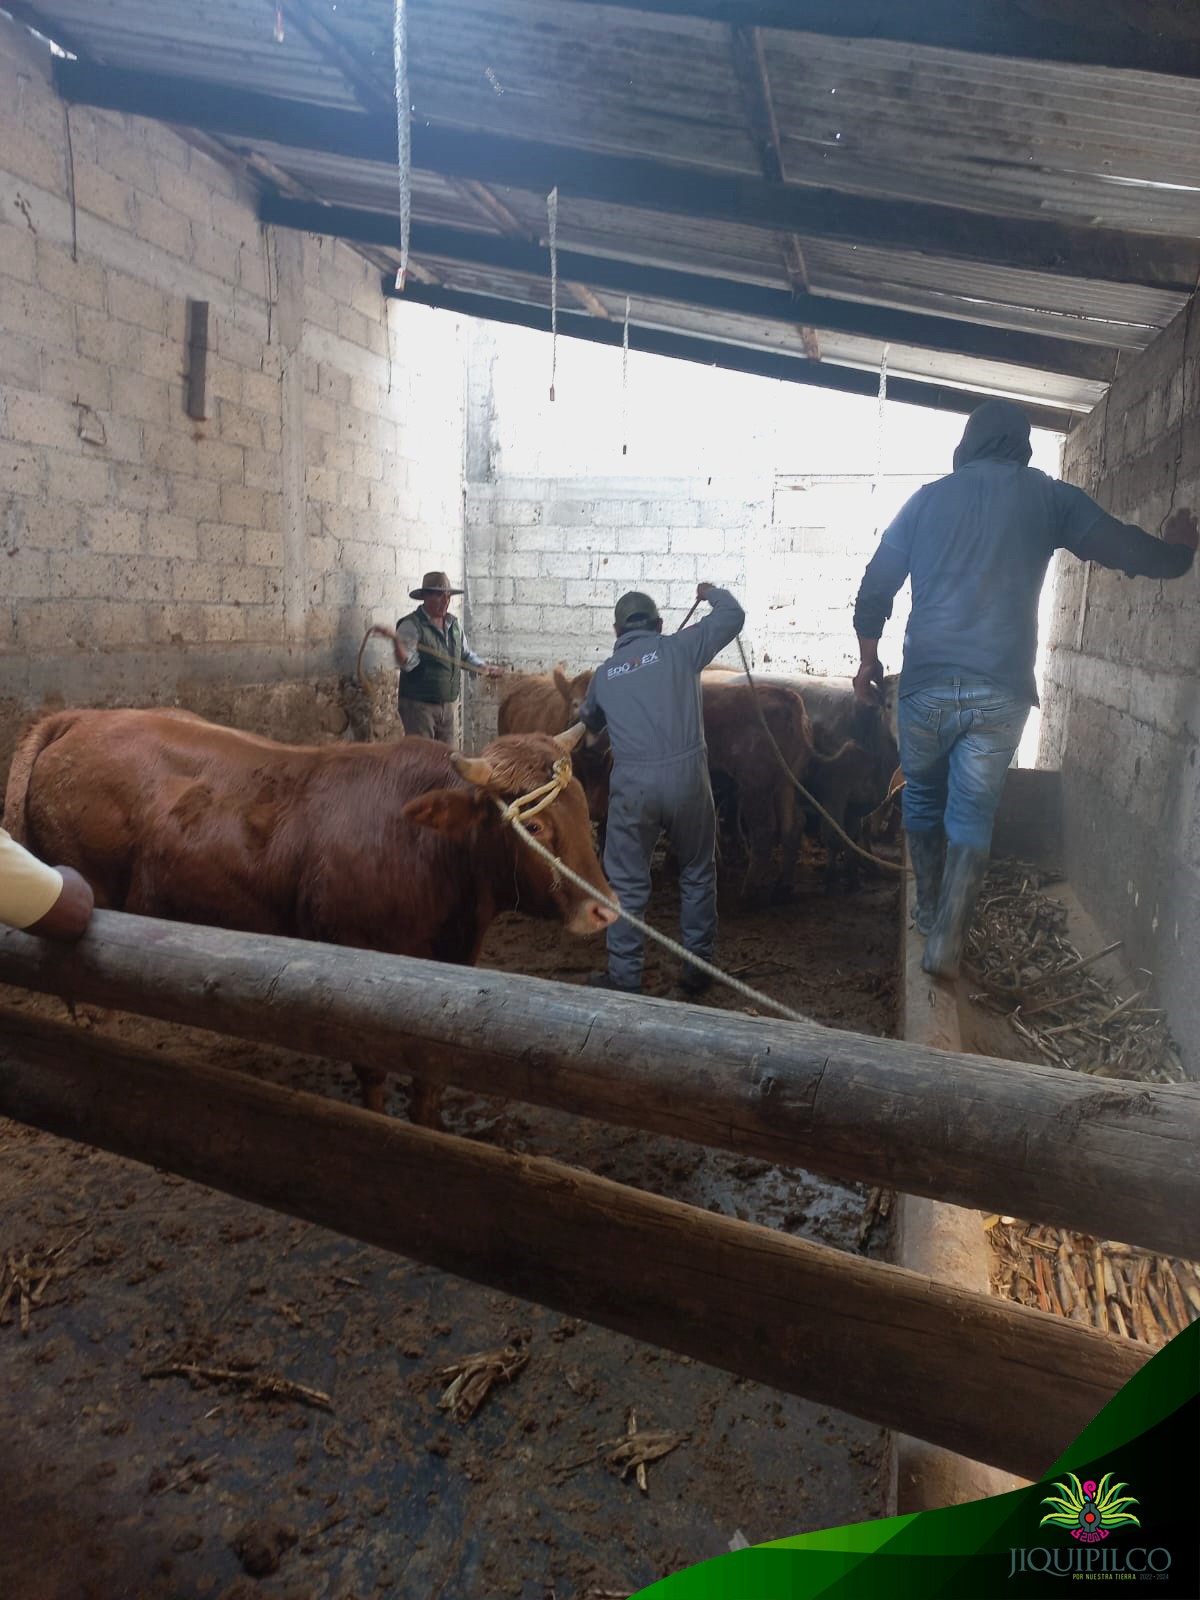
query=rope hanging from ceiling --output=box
[621,293,631,456]
[872,342,890,512]
[393,0,411,291]
[547,186,559,401]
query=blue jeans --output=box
[898,680,1030,851]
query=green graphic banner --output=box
[635,1322,1198,1599]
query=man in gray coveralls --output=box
[579,581,746,996]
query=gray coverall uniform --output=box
[579,588,745,990]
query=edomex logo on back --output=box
[1040,1472,1140,1543]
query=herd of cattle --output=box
[499,662,902,898]
[1,665,898,1126]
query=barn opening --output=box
[0,1,1197,1596]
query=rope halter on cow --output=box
[494,754,575,825]
[457,721,814,1025]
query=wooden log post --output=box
[0,913,1196,1260]
[0,1013,1148,1480]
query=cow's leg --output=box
[353,1064,389,1115]
[409,1075,446,1131]
[770,785,799,901]
[739,786,774,902]
[819,785,848,893]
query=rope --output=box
[493,785,812,1025]
[730,637,910,877]
[393,0,412,291]
[355,625,499,697]
[871,343,889,505]
[548,186,559,401]
[621,293,630,457]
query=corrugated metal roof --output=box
[763,32,1200,236]
[15,0,1200,424]
[340,0,764,174]
[256,144,488,232]
[25,0,359,108]
[800,242,1189,349]
[424,258,1106,410]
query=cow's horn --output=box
[450,751,494,788]
[556,721,586,754]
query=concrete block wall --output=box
[1040,295,1199,1071]
[459,325,944,747]
[0,15,464,766]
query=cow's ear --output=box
[403,788,483,840]
[553,665,573,703]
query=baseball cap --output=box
[614,591,661,632]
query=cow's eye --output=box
[524,820,543,836]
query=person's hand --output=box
[853,658,885,707]
[696,581,715,603]
[485,663,505,678]
[1162,509,1198,553]
[27,866,94,942]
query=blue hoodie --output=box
[854,400,1192,705]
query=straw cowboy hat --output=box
[409,570,464,599]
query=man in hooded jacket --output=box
[852,399,1197,979]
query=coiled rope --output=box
[356,624,499,692]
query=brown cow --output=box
[4,709,615,1127]
[498,666,611,836]
[702,681,820,901]
[724,669,901,889]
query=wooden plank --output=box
[52,60,1200,292]
[257,198,1120,383]
[184,299,208,422]
[0,1011,1148,1481]
[0,913,1195,1257]
[384,282,1080,433]
[545,0,1200,79]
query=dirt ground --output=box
[0,841,899,1600]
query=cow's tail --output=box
[3,711,80,842]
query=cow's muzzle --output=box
[567,897,619,935]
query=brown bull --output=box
[702,682,821,900]
[498,666,611,834]
[724,669,901,889]
[4,709,615,1126]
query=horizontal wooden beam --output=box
[545,0,1200,79]
[259,197,1120,382]
[383,281,1079,432]
[0,1011,1148,1480]
[52,59,1200,293]
[0,914,1194,1257]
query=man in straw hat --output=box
[395,571,503,743]
[579,580,745,997]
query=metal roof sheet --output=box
[763,32,1200,236]
[24,0,359,108]
[15,0,1199,424]
[423,258,1106,410]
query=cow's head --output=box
[403,726,617,935]
[553,666,595,724]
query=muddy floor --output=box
[0,842,899,1600]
